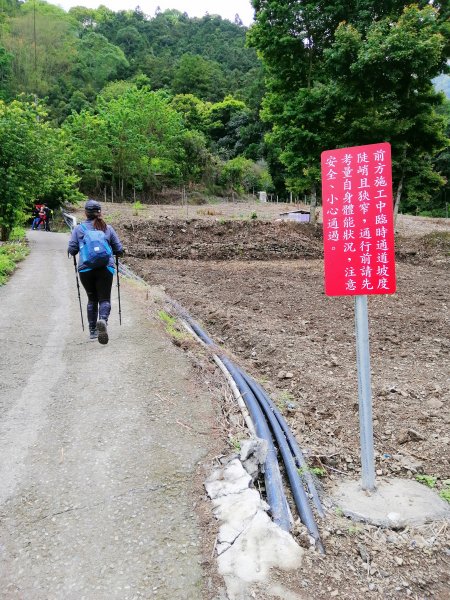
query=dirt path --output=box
[0,231,220,599]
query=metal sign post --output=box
[321,142,396,492]
[355,295,375,491]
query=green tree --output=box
[170,93,208,130]
[63,109,111,191]
[219,156,273,194]
[115,24,148,58]
[171,54,227,101]
[1,2,78,97]
[0,98,80,240]
[0,45,12,99]
[179,129,213,185]
[65,86,192,198]
[73,32,129,91]
[429,98,450,216]
[205,96,251,158]
[324,6,449,217]
[250,1,449,216]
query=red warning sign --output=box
[321,142,396,297]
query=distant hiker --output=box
[35,205,46,230]
[31,205,40,230]
[68,199,124,344]
[43,204,52,231]
[31,203,45,230]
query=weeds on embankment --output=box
[0,228,29,285]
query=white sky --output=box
[56,0,255,26]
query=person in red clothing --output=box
[35,206,46,230]
[31,204,44,230]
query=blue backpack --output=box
[79,224,112,269]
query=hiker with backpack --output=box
[43,203,53,231]
[68,199,124,344]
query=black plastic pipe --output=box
[239,370,325,518]
[239,368,325,553]
[185,315,325,552]
[187,319,292,532]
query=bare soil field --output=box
[101,201,450,599]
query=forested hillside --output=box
[0,0,449,240]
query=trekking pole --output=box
[71,254,85,331]
[116,254,122,325]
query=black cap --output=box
[85,199,101,213]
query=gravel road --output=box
[0,231,217,599]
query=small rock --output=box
[396,455,423,473]
[387,512,403,529]
[285,372,294,379]
[395,557,403,566]
[358,544,370,563]
[397,430,410,444]
[277,370,286,379]
[426,398,443,409]
[397,429,426,444]
[240,438,268,481]
[407,429,426,441]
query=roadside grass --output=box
[415,474,450,503]
[297,465,327,478]
[0,227,29,285]
[157,309,186,341]
[415,474,437,488]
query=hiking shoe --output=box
[97,319,109,345]
[89,328,98,340]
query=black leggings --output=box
[79,268,113,328]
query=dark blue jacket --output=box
[68,220,123,272]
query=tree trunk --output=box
[310,185,317,225]
[1,225,10,242]
[393,173,404,226]
[394,145,408,226]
